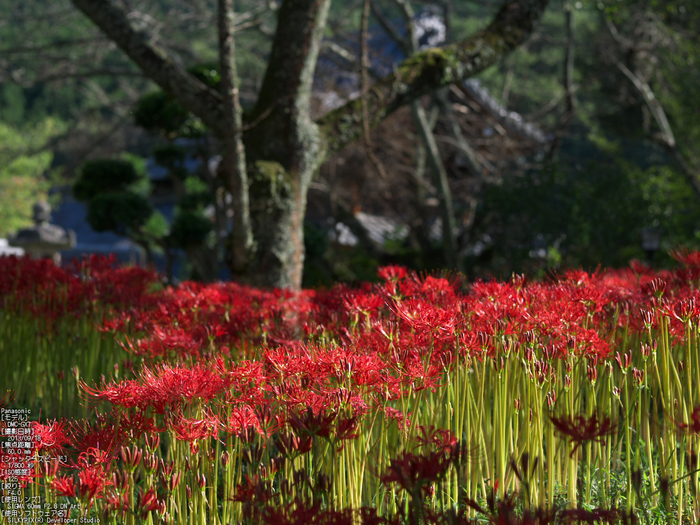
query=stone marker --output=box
[8,201,76,265]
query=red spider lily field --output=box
[3,254,700,524]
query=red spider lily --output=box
[411,425,458,453]
[138,363,227,411]
[159,457,175,477]
[103,486,131,519]
[77,447,112,468]
[143,450,160,474]
[68,411,126,460]
[643,277,666,298]
[51,474,76,498]
[379,450,452,496]
[672,405,700,435]
[549,413,617,457]
[288,406,335,440]
[110,468,130,494]
[220,404,263,438]
[79,378,142,409]
[275,431,313,457]
[377,265,408,282]
[671,247,700,269]
[82,362,228,413]
[119,409,165,441]
[32,419,69,453]
[169,411,219,442]
[384,407,411,430]
[120,445,142,471]
[335,415,360,442]
[161,469,183,492]
[614,351,632,372]
[78,464,113,506]
[131,325,204,358]
[138,486,164,517]
[672,297,700,323]
[144,432,160,452]
[343,291,384,316]
[254,403,284,438]
[389,298,459,342]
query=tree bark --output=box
[218,0,253,274]
[243,0,332,289]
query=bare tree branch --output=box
[71,0,227,136]
[370,0,410,53]
[612,56,675,148]
[389,0,459,269]
[360,0,389,180]
[218,0,253,272]
[604,12,700,200]
[546,0,576,161]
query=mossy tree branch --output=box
[317,0,550,156]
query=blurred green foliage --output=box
[85,191,154,235]
[0,119,62,237]
[73,159,141,200]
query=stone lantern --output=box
[8,201,76,265]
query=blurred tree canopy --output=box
[0,0,698,283]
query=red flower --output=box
[288,407,336,440]
[120,445,142,471]
[78,465,110,503]
[549,413,617,457]
[379,450,451,496]
[411,425,458,453]
[220,405,262,437]
[103,484,131,518]
[51,475,76,498]
[671,248,700,269]
[138,486,164,517]
[169,411,219,442]
[673,405,700,435]
[384,407,411,430]
[32,419,69,453]
[68,412,125,460]
[275,431,313,457]
[377,265,408,281]
[335,415,360,442]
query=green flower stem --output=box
[623,371,634,514]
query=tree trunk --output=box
[242,0,332,289]
[71,0,550,290]
[218,0,253,275]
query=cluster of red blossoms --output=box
[3,251,700,522]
